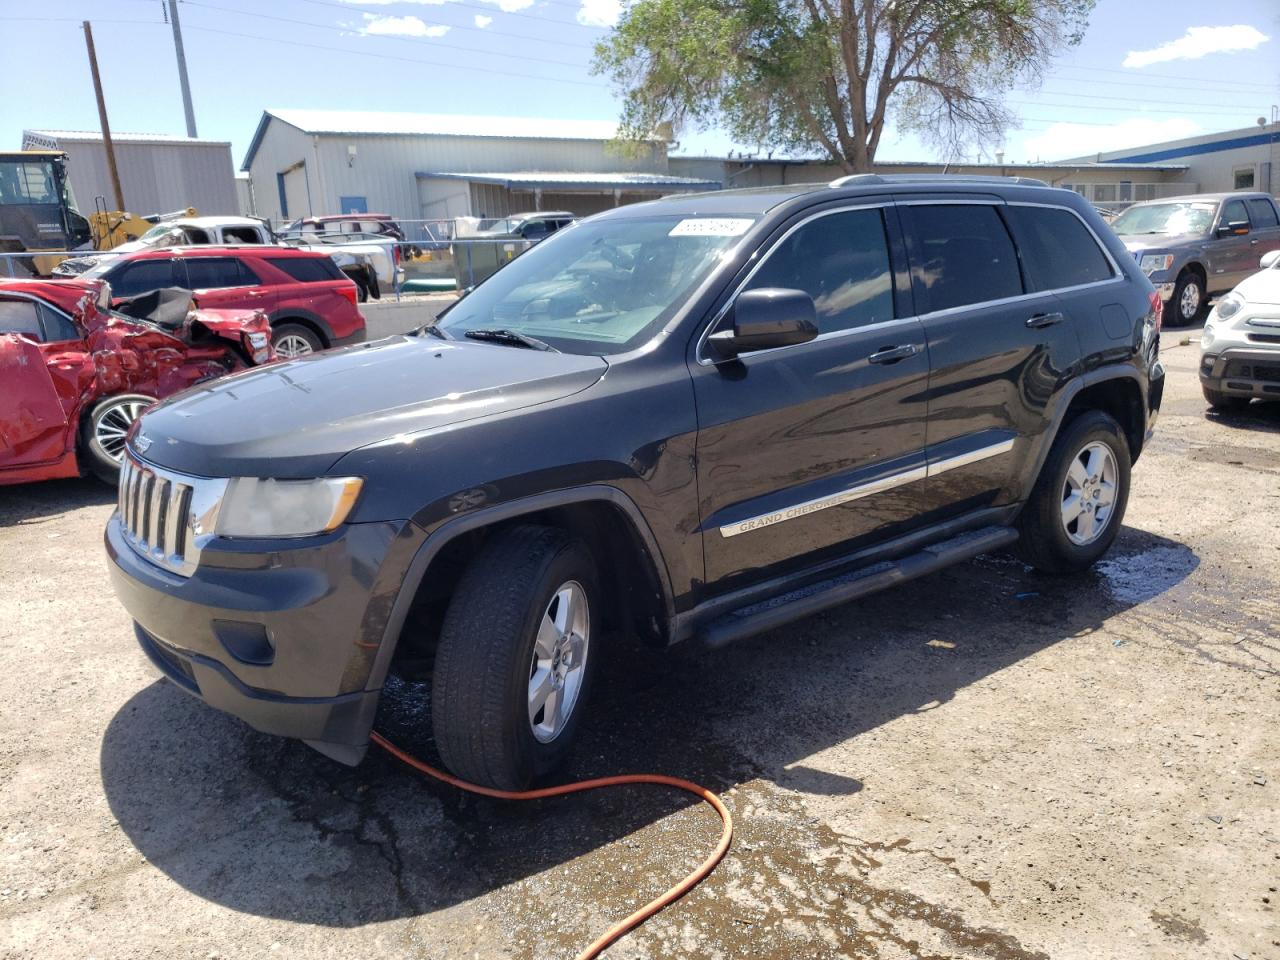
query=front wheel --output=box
[81,393,154,484]
[431,525,599,790]
[1169,271,1207,325]
[1015,411,1131,574]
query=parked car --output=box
[279,213,406,242]
[1199,248,1280,410]
[106,174,1163,789]
[1110,192,1280,326]
[76,246,366,358]
[0,278,272,486]
[472,211,576,241]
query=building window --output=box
[1234,166,1256,190]
[1134,183,1159,202]
[1093,184,1118,203]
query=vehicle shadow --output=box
[0,476,115,527]
[99,524,1198,927]
[1204,400,1280,433]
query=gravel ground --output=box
[1,323,1276,960]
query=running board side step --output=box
[697,525,1019,649]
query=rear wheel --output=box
[1015,411,1131,574]
[1203,385,1250,411]
[431,525,599,790]
[271,322,323,358]
[81,393,153,484]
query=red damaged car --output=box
[0,278,273,487]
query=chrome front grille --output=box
[117,456,227,577]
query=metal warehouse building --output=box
[240,109,719,224]
[20,129,239,217]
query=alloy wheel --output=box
[274,334,315,359]
[527,580,590,743]
[1061,441,1119,546]
[1179,281,1201,321]
[94,398,148,462]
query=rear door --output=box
[1245,197,1280,271]
[690,202,931,590]
[898,199,1083,518]
[181,256,275,313]
[0,298,68,469]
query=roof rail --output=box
[829,173,1048,188]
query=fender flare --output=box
[363,484,677,693]
[1025,365,1146,489]
[267,308,336,346]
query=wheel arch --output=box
[267,309,334,347]
[366,485,677,694]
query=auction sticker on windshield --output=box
[668,218,755,237]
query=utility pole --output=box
[168,0,197,137]
[82,21,125,212]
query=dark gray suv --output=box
[107,175,1165,789]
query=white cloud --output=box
[473,0,535,11]
[1020,117,1203,163]
[576,0,621,27]
[1123,25,1269,68]
[339,0,444,5]
[360,13,450,37]
[474,14,492,27]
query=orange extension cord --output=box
[369,730,734,960]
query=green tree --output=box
[594,0,1094,172]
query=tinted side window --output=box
[1247,198,1279,228]
[1004,205,1114,291]
[38,304,80,342]
[1222,199,1250,226]
[264,256,343,283]
[110,259,179,298]
[184,257,252,289]
[0,299,43,340]
[905,204,1022,313]
[744,208,894,334]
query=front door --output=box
[0,299,67,470]
[1213,197,1256,291]
[180,256,275,314]
[690,204,930,591]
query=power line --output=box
[1054,63,1280,90]
[293,0,605,34]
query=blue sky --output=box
[0,0,1277,167]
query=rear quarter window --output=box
[904,204,1023,313]
[1004,205,1115,291]
[263,256,345,283]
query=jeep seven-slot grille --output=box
[117,457,224,577]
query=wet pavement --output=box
[1,323,1277,959]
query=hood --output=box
[1230,265,1280,305]
[1120,232,1203,254]
[132,335,608,477]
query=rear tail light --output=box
[1149,291,1162,332]
[338,283,358,306]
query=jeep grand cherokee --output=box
[106,175,1164,789]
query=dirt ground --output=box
[1,322,1276,960]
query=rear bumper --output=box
[106,513,411,763]
[1200,348,1280,399]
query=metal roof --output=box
[418,171,721,191]
[23,129,230,147]
[679,155,1189,172]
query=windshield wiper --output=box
[464,328,558,352]
[415,321,450,340]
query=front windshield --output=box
[1111,202,1216,237]
[435,214,756,355]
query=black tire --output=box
[80,393,154,485]
[1169,270,1207,326]
[431,525,600,790]
[270,322,324,358]
[365,266,381,301]
[1014,410,1131,574]
[1202,385,1249,411]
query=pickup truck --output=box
[1111,191,1280,325]
[55,216,402,302]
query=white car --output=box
[1200,249,1280,409]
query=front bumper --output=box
[106,513,411,763]
[1199,347,1280,399]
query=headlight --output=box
[216,477,364,538]
[1139,254,1175,275]
[1213,293,1244,321]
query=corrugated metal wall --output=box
[245,120,314,223]
[56,140,238,216]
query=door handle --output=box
[867,344,919,364]
[1026,311,1064,329]
[1250,238,1259,245]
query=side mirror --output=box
[707,288,819,359]
[1217,220,1250,238]
[1260,250,1280,270]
